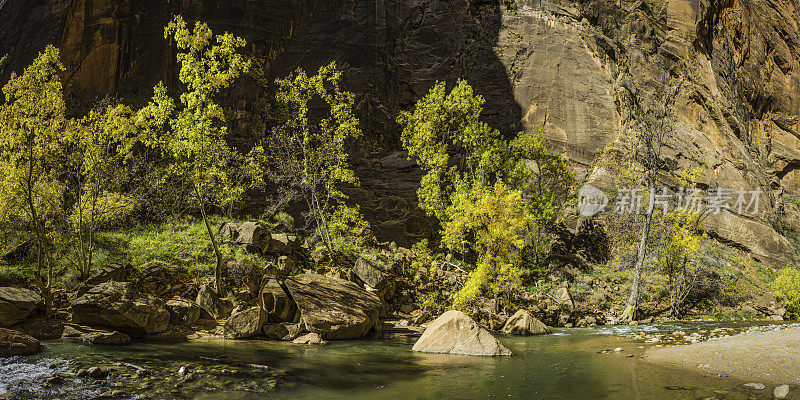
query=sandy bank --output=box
[644,326,800,385]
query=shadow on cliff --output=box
[0,0,521,245]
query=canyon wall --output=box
[1,0,798,265]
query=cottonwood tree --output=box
[0,45,67,314]
[66,102,139,280]
[250,62,365,261]
[619,76,681,322]
[137,16,250,293]
[398,80,573,310]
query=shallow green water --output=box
[0,322,788,399]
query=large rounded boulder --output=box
[71,281,169,337]
[285,273,383,340]
[412,310,513,356]
[0,287,43,327]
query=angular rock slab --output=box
[501,310,551,335]
[166,298,202,327]
[62,324,131,345]
[224,306,266,339]
[0,287,43,327]
[71,281,169,337]
[285,273,382,340]
[412,310,513,356]
[0,327,41,357]
[260,279,297,323]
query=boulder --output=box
[85,263,134,286]
[264,233,297,255]
[260,279,297,322]
[223,306,266,339]
[554,287,574,311]
[61,324,131,345]
[0,328,41,357]
[353,257,391,291]
[196,285,231,320]
[263,323,302,341]
[501,310,551,335]
[236,222,270,253]
[285,273,383,340]
[293,332,326,345]
[166,298,201,326]
[755,292,787,317]
[412,310,513,356]
[0,287,43,327]
[136,262,190,298]
[218,222,239,241]
[71,281,170,336]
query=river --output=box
[0,321,788,399]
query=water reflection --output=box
[0,323,787,399]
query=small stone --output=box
[744,382,765,390]
[614,347,623,352]
[178,365,186,375]
[87,366,107,379]
[293,333,327,345]
[774,385,790,399]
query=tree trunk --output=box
[196,190,223,294]
[621,207,654,322]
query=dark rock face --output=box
[285,273,383,340]
[0,327,41,357]
[0,287,43,327]
[71,281,170,336]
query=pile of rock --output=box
[222,273,384,342]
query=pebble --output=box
[614,347,624,352]
[743,382,765,390]
[774,385,790,399]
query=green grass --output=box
[0,215,254,285]
[98,216,242,274]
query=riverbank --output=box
[644,324,800,385]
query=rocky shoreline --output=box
[643,324,800,397]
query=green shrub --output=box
[775,266,800,317]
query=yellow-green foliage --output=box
[398,80,573,309]
[138,15,250,206]
[251,62,365,257]
[774,266,800,316]
[650,168,707,315]
[408,239,445,310]
[0,45,67,274]
[447,182,526,309]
